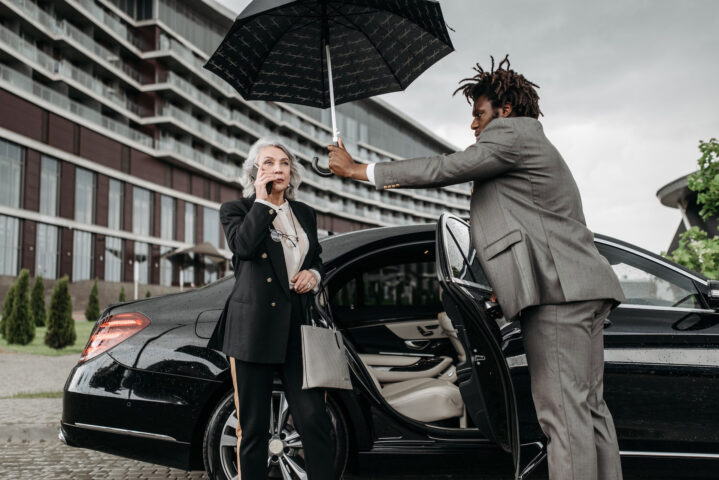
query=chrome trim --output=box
[616,303,713,314]
[58,428,66,444]
[507,348,719,369]
[620,450,719,459]
[378,351,435,357]
[73,422,179,442]
[595,238,707,285]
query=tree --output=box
[45,276,76,349]
[664,227,719,279]
[686,138,719,220]
[85,279,100,322]
[31,276,46,327]
[119,286,126,302]
[6,269,35,345]
[1,282,16,339]
[666,138,719,278]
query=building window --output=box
[0,215,20,276]
[74,168,95,224]
[203,207,220,283]
[105,236,123,282]
[160,195,175,286]
[183,202,195,285]
[39,156,59,216]
[134,241,149,284]
[132,186,152,236]
[108,179,123,231]
[0,139,24,209]
[72,230,93,281]
[36,223,59,279]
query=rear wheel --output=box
[203,386,348,480]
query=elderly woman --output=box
[213,138,335,479]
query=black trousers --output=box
[231,292,335,480]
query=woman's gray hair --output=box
[240,138,304,200]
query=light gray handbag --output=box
[300,299,352,391]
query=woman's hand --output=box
[254,168,282,200]
[292,270,318,294]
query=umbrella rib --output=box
[328,7,405,89]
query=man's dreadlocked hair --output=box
[454,55,542,119]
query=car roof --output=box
[319,223,706,281]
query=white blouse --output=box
[256,199,320,291]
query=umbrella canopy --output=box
[204,0,454,110]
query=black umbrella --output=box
[204,0,453,173]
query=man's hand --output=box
[328,138,368,181]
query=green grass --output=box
[1,391,63,399]
[0,320,95,356]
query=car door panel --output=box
[436,214,520,478]
[596,241,719,453]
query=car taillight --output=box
[79,312,151,363]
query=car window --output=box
[443,216,490,289]
[597,243,703,309]
[331,245,440,310]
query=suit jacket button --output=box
[269,208,274,215]
[267,277,272,283]
[271,302,276,307]
[261,253,268,259]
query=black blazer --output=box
[208,196,323,364]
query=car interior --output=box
[326,242,474,429]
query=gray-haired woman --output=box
[210,138,335,479]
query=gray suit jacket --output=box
[374,117,625,320]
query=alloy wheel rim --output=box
[219,390,308,480]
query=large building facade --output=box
[0,0,470,291]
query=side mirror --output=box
[706,280,719,309]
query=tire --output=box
[203,385,348,480]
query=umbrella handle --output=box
[312,155,333,177]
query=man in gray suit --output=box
[328,56,625,480]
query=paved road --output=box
[1,352,717,479]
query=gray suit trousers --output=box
[520,300,623,480]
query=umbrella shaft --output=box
[325,44,339,142]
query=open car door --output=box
[436,213,521,479]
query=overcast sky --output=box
[215,0,719,254]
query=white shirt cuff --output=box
[309,269,322,293]
[366,163,377,186]
[254,199,275,209]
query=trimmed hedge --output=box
[85,279,100,322]
[31,276,46,327]
[6,269,35,345]
[45,276,76,350]
[1,282,17,339]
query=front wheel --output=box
[203,386,348,480]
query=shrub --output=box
[119,286,126,302]
[145,290,152,298]
[6,269,35,345]
[1,282,17,339]
[85,279,100,322]
[31,276,46,327]
[45,276,76,349]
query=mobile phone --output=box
[251,164,273,195]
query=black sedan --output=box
[60,214,719,479]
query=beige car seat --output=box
[360,357,464,423]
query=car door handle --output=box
[405,340,431,350]
[416,325,437,337]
